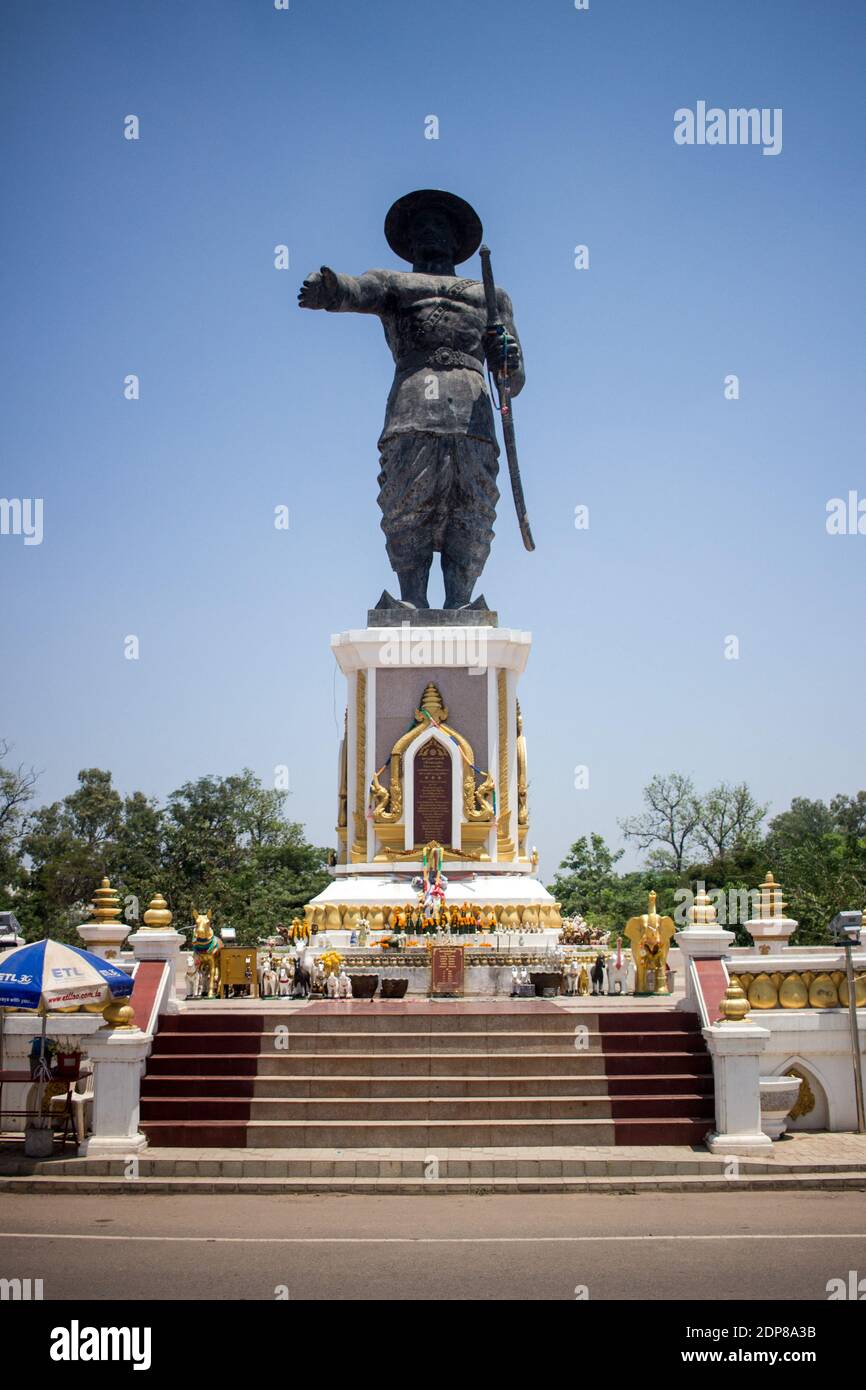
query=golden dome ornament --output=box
[101,998,136,1030]
[718,977,750,1023]
[142,893,173,932]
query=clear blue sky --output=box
[2,0,864,878]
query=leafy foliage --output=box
[556,777,866,947]
[1,749,330,946]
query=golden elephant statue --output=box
[624,891,675,996]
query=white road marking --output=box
[0,1231,864,1245]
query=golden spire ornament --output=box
[718,977,750,1023]
[687,886,718,928]
[758,872,786,919]
[89,877,121,924]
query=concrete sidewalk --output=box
[2,1131,864,1194]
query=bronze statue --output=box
[299,189,527,610]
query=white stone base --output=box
[77,1133,148,1157]
[310,871,554,910]
[704,1130,774,1155]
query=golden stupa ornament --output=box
[142,893,173,931]
[687,886,718,928]
[718,977,750,1023]
[89,877,121,924]
[758,872,786,919]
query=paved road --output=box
[1,1191,864,1301]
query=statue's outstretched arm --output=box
[298,267,391,314]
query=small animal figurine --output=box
[185,953,200,999]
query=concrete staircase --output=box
[139,1003,715,1150]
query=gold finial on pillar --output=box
[89,877,121,924]
[718,977,750,1023]
[758,872,786,919]
[142,893,173,931]
[688,886,718,928]
[101,998,136,1030]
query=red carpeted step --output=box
[149,1031,263,1055]
[145,1053,260,1076]
[597,1031,706,1053]
[157,1013,268,1033]
[138,1004,718,1149]
[612,1118,711,1145]
[596,1011,702,1033]
[609,1095,715,1120]
[142,1076,258,1098]
[606,1074,713,1096]
[604,1051,712,1075]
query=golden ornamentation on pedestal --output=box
[687,887,718,928]
[351,672,367,862]
[808,972,839,1008]
[718,977,750,1022]
[778,973,809,1008]
[336,708,348,862]
[89,877,121,924]
[371,682,494,832]
[787,1067,816,1120]
[746,972,779,1009]
[729,969,866,1010]
[142,893,173,931]
[757,871,786,919]
[497,670,514,860]
[624,890,676,995]
[102,999,136,1029]
[516,701,529,859]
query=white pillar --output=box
[674,887,735,1017]
[77,1027,151,1156]
[703,1022,773,1154]
[744,872,797,953]
[128,928,186,1014]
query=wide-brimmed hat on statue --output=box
[384,189,483,265]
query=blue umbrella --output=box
[0,939,134,1099]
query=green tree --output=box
[693,782,768,862]
[22,769,126,941]
[0,738,38,910]
[619,772,702,872]
[161,770,330,944]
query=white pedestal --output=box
[128,929,186,1014]
[330,623,534,871]
[77,1027,151,1157]
[744,916,798,954]
[703,1022,773,1154]
[76,922,132,961]
[674,925,735,1016]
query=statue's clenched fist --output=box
[298,266,339,310]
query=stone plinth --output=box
[77,922,132,961]
[320,620,548,923]
[703,1021,773,1154]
